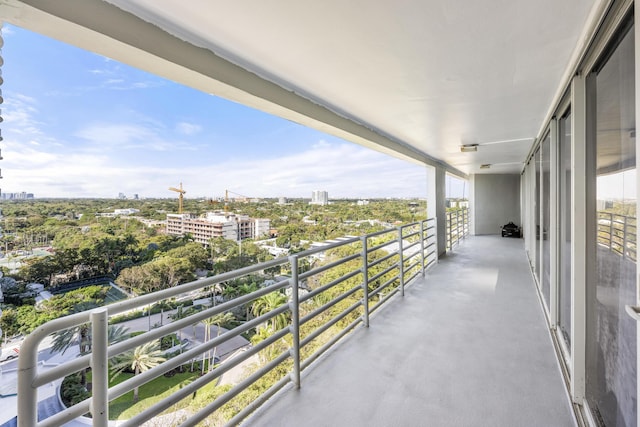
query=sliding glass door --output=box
[586,20,636,427]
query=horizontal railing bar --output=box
[38,398,90,427]
[106,259,289,316]
[34,353,91,387]
[405,270,421,285]
[224,374,292,426]
[296,236,360,257]
[122,326,290,426]
[368,264,397,284]
[184,352,291,427]
[369,276,399,298]
[365,228,397,238]
[367,239,399,253]
[300,285,361,326]
[299,253,361,280]
[300,301,362,348]
[36,281,291,385]
[300,316,361,371]
[109,309,289,402]
[399,221,420,230]
[367,251,397,269]
[299,269,361,304]
[370,288,399,314]
[405,260,420,272]
[402,231,420,240]
[404,240,421,251]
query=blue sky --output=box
[0,24,454,200]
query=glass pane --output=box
[559,112,572,351]
[587,23,636,427]
[542,134,551,308]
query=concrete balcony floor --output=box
[247,236,576,427]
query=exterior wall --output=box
[167,212,268,244]
[473,174,521,235]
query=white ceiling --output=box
[2,0,602,175]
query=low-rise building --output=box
[166,211,271,246]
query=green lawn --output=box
[88,369,200,420]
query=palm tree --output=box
[52,323,91,356]
[208,312,235,373]
[236,282,259,320]
[199,312,234,374]
[110,340,166,402]
[53,324,130,386]
[251,291,290,332]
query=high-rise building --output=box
[310,190,328,206]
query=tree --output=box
[208,312,235,373]
[251,292,290,332]
[53,323,130,386]
[110,340,166,402]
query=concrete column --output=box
[436,166,447,256]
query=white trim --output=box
[550,118,559,328]
[570,73,586,404]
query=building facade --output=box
[310,190,328,205]
[166,212,270,246]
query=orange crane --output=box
[168,182,186,214]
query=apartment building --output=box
[166,212,270,245]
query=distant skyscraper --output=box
[310,190,328,206]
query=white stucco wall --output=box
[473,174,521,235]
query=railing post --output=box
[288,255,301,389]
[398,227,405,297]
[447,212,451,251]
[420,220,426,276]
[609,213,614,251]
[456,210,460,245]
[434,217,440,263]
[464,209,469,237]
[90,307,109,427]
[623,216,628,260]
[17,338,39,427]
[361,236,370,327]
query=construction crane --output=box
[224,189,251,214]
[168,182,186,214]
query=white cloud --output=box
[176,122,202,136]
[0,136,426,199]
[73,122,199,152]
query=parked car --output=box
[0,344,20,362]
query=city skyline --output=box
[0,25,458,200]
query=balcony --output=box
[8,216,577,427]
[247,235,575,426]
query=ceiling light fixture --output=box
[460,144,478,152]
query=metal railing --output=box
[446,208,469,251]
[597,211,637,262]
[17,218,437,427]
